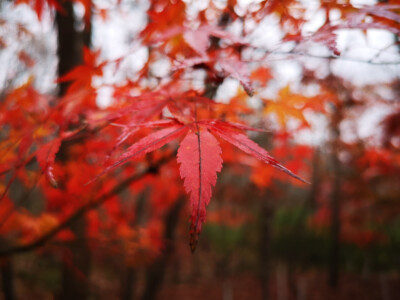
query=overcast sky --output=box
[1,0,398,146]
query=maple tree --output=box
[1,0,400,298]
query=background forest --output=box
[1,0,400,299]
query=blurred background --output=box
[0,0,399,299]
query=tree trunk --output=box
[140,198,184,300]
[328,100,342,288]
[308,148,320,211]
[0,258,14,300]
[120,267,137,300]
[258,198,274,300]
[55,1,93,298]
[120,192,148,300]
[328,151,341,288]
[59,218,92,300]
[55,1,83,97]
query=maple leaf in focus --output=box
[206,120,308,184]
[89,121,189,182]
[177,128,222,252]
[89,104,307,251]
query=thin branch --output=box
[0,123,110,177]
[0,152,176,257]
[251,48,400,65]
[0,173,42,230]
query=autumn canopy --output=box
[0,0,400,299]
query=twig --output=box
[251,48,400,65]
[0,152,175,257]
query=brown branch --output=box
[0,173,42,230]
[0,152,175,257]
[0,124,106,177]
[250,47,400,65]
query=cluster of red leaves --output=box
[88,94,307,251]
[2,0,399,255]
[309,141,400,248]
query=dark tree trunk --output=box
[308,148,320,211]
[328,138,341,288]
[140,198,184,300]
[55,1,93,299]
[120,192,148,300]
[59,218,92,300]
[258,198,274,300]
[55,1,83,97]
[328,97,343,288]
[0,258,14,300]
[120,267,137,300]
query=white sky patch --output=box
[184,0,210,19]
[332,59,400,86]
[247,96,263,110]
[302,6,326,35]
[332,30,400,85]
[94,25,127,60]
[350,0,376,6]
[150,58,171,78]
[119,46,149,78]
[329,9,342,22]
[273,61,302,84]
[296,111,329,146]
[92,0,148,61]
[340,118,359,144]
[357,105,392,141]
[96,85,114,108]
[215,78,239,103]
[181,69,206,91]
[248,15,283,48]
[0,2,57,92]
[368,29,396,50]
[336,103,393,146]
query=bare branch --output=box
[0,152,175,257]
[250,47,400,65]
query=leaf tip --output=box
[189,231,199,253]
[284,168,311,185]
[333,49,341,56]
[49,178,59,188]
[45,166,59,188]
[244,85,254,97]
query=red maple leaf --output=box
[177,127,222,252]
[36,137,62,188]
[88,109,307,251]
